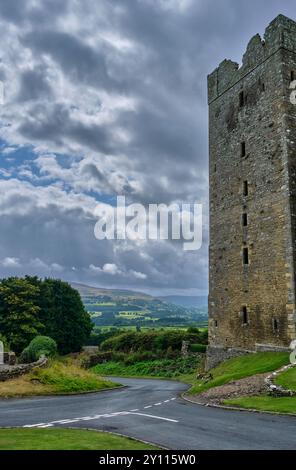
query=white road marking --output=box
[51,419,80,424]
[22,396,179,428]
[23,423,46,428]
[130,412,178,423]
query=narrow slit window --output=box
[242,213,248,227]
[242,306,248,325]
[241,142,246,157]
[243,247,249,265]
[243,180,248,196]
[291,71,295,83]
[214,320,218,328]
[239,90,245,107]
[259,78,265,92]
[273,318,279,332]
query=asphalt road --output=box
[0,377,296,450]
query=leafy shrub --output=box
[100,329,207,354]
[20,336,57,363]
[190,343,207,353]
[123,351,158,365]
[86,328,124,347]
[92,356,201,378]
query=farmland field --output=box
[72,282,208,329]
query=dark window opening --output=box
[243,180,248,196]
[214,163,217,173]
[242,306,248,325]
[273,318,279,332]
[241,141,246,157]
[214,320,218,328]
[259,78,265,92]
[239,91,245,107]
[242,213,248,227]
[242,307,249,325]
[291,71,295,83]
[243,247,249,265]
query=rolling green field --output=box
[0,428,159,450]
[95,325,207,332]
[72,282,208,328]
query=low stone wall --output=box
[206,345,253,370]
[82,351,114,368]
[3,352,16,365]
[0,356,48,382]
[264,364,296,397]
[206,344,291,370]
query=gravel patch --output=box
[187,373,269,405]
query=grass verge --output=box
[0,359,118,398]
[92,356,201,379]
[223,395,296,414]
[275,366,296,391]
[0,428,159,450]
[188,352,290,395]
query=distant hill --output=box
[71,282,208,328]
[160,295,208,308]
[71,282,152,300]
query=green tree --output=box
[0,277,44,353]
[38,279,92,354]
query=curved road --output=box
[0,377,296,449]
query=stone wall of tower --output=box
[207,15,296,365]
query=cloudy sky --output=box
[0,0,294,296]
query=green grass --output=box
[188,352,290,395]
[0,359,118,397]
[92,356,201,378]
[223,395,296,414]
[0,428,159,450]
[275,366,296,391]
[31,360,118,393]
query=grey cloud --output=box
[18,103,113,154]
[17,66,53,102]
[22,30,118,90]
[0,0,293,293]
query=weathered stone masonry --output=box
[207,15,296,369]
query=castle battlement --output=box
[208,14,296,103]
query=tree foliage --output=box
[100,328,208,354]
[0,276,92,354]
[0,277,43,353]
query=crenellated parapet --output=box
[208,14,296,103]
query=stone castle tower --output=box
[207,14,296,369]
